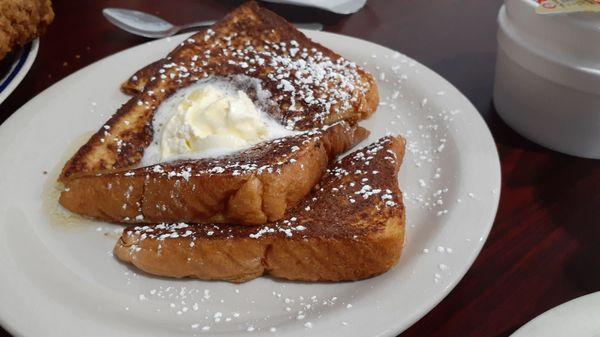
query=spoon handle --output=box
[293,23,324,31]
[177,20,217,31]
[177,20,323,32]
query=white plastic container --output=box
[494,0,600,159]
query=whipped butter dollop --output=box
[161,85,268,161]
[140,79,295,166]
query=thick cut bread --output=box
[60,122,367,225]
[120,1,378,130]
[58,1,378,225]
[60,1,377,180]
[115,136,406,283]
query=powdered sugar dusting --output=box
[135,28,372,131]
[75,28,497,334]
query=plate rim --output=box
[510,291,600,337]
[0,39,39,105]
[0,31,501,337]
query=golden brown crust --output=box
[114,136,406,283]
[58,1,379,225]
[0,0,54,60]
[60,123,368,225]
[119,1,378,129]
[59,98,154,181]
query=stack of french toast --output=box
[58,1,406,283]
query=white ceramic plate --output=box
[0,31,500,337]
[511,292,600,337]
[0,39,39,104]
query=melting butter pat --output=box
[160,85,268,161]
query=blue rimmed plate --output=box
[0,39,39,104]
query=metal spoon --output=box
[103,8,323,39]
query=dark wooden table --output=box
[1,1,598,336]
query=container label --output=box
[536,0,600,13]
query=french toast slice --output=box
[114,136,406,283]
[60,122,367,225]
[120,1,379,130]
[58,1,378,225]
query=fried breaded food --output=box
[59,1,379,225]
[115,136,406,283]
[0,0,53,60]
[60,122,368,225]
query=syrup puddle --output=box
[42,131,97,231]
